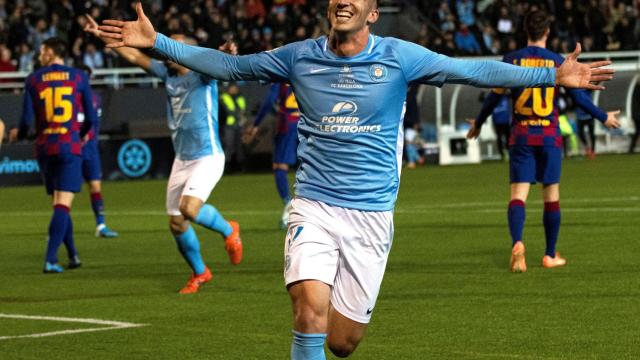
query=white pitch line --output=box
[0,313,146,341]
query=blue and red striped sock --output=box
[274,169,291,204]
[508,200,526,246]
[91,192,105,226]
[543,201,561,257]
[46,205,70,264]
[62,215,77,259]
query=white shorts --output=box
[284,197,394,324]
[166,154,225,216]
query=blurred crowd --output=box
[415,0,640,56]
[0,0,639,73]
[0,0,324,72]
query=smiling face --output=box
[327,0,379,34]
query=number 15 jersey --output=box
[21,64,97,156]
[499,47,564,148]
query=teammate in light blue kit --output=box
[85,17,242,294]
[100,1,614,357]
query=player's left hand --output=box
[604,110,621,129]
[556,43,614,91]
[242,126,259,144]
[465,119,481,139]
[8,128,18,143]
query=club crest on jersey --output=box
[369,64,388,82]
[341,65,351,73]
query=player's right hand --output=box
[465,119,481,139]
[604,110,621,129]
[99,2,157,49]
[242,127,259,144]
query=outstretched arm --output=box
[569,89,621,129]
[398,40,613,91]
[467,91,504,139]
[85,14,152,71]
[98,2,293,82]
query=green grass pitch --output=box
[1,155,639,359]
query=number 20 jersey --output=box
[501,47,564,148]
[22,64,96,156]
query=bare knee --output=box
[169,216,189,235]
[179,200,201,221]
[327,339,358,358]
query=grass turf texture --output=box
[1,154,639,359]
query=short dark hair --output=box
[42,37,67,58]
[524,10,551,42]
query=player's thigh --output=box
[81,142,102,183]
[509,146,536,185]
[166,158,188,216]
[330,208,394,325]
[54,154,83,195]
[284,204,340,289]
[182,154,225,203]
[37,155,55,196]
[273,131,298,166]
[538,146,562,186]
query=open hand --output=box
[604,110,621,129]
[465,119,481,139]
[98,2,157,48]
[556,43,614,91]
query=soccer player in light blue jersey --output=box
[85,16,242,294]
[100,1,614,357]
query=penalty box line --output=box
[0,313,147,341]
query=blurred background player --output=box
[14,37,96,273]
[467,10,621,273]
[244,83,300,229]
[576,89,598,159]
[492,93,512,161]
[78,64,118,238]
[219,82,247,172]
[85,16,242,294]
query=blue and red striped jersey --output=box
[79,92,102,141]
[503,47,564,147]
[254,83,300,135]
[20,64,97,156]
[476,46,607,148]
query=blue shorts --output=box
[38,153,83,195]
[509,146,562,185]
[82,140,103,181]
[273,123,298,165]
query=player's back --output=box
[504,46,563,147]
[25,64,89,155]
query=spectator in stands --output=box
[455,24,481,55]
[83,42,104,70]
[437,2,456,33]
[28,18,54,51]
[17,43,34,72]
[0,44,15,73]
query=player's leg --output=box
[45,190,75,273]
[285,200,341,359]
[540,146,565,268]
[507,146,535,273]
[166,160,211,293]
[82,142,118,237]
[178,155,242,265]
[325,204,393,357]
[577,120,588,152]
[587,119,596,156]
[274,163,293,229]
[289,280,331,360]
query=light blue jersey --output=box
[148,60,223,160]
[154,33,555,211]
